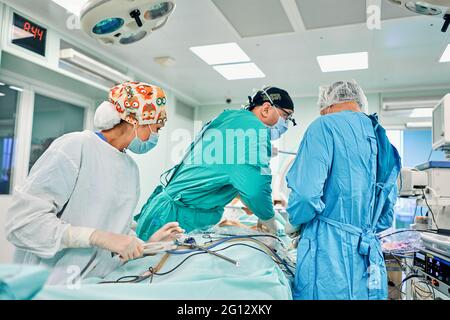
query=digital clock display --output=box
[11,13,47,57]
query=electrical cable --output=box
[421,189,440,231]
[202,233,287,249]
[100,238,295,284]
[168,235,291,271]
[388,279,406,299]
[421,281,436,300]
[413,280,435,300]
[218,237,295,277]
[413,202,419,222]
[390,252,416,260]
[378,228,438,239]
[390,253,415,271]
[427,149,433,161]
[400,273,424,287]
[154,243,287,277]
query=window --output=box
[390,129,446,228]
[386,130,403,160]
[0,83,20,194]
[29,94,85,170]
[403,129,445,167]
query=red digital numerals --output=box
[23,21,44,41]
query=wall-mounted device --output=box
[80,0,176,45]
[59,48,130,84]
[11,13,47,56]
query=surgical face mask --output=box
[127,126,159,154]
[270,108,288,141]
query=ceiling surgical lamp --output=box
[388,0,450,32]
[80,0,176,45]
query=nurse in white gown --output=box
[5,82,183,285]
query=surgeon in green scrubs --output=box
[135,87,296,240]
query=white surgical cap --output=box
[318,80,368,113]
[94,101,121,131]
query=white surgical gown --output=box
[5,131,140,285]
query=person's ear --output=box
[150,124,160,133]
[261,102,271,118]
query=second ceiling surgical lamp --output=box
[80,0,176,45]
[387,0,450,32]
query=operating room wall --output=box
[195,93,381,154]
[1,53,107,101]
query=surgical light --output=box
[120,31,148,45]
[92,18,124,35]
[387,1,450,32]
[80,0,176,45]
[146,2,174,20]
[405,1,443,15]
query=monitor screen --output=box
[432,101,444,146]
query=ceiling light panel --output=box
[317,52,369,72]
[190,43,251,65]
[213,63,265,80]
[51,0,89,16]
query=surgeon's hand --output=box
[285,220,301,234]
[257,217,284,236]
[149,222,185,243]
[271,146,279,158]
[89,230,144,262]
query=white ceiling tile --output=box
[212,0,295,37]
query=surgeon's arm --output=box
[376,183,398,233]
[5,139,82,259]
[229,165,275,221]
[286,120,333,226]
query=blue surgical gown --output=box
[135,109,274,241]
[286,111,400,300]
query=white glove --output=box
[285,221,301,234]
[142,242,177,255]
[258,217,284,236]
[271,146,279,158]
[62,226,96,249]
[89,230,144,262]
[276,209,300,234]
[149,222,185,243]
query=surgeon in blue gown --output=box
[286,80,401,300]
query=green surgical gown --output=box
[135,109,275,240]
